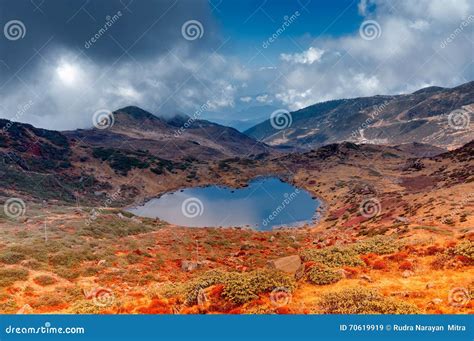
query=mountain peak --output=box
[114,106,159,121]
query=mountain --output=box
[245,81,474,150]
[64,106,271,160]
[205,104,279,132]
[0,106,272,203]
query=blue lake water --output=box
[128,177,320,231]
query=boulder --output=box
[267,255,302,275]
[181,260,200,272]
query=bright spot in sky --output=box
[56,62,79,85]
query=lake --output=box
[127,177,320,231]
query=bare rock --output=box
[267,255,302,275]
[360,274,373,282]
[16,304,33,314]
[181,260,200,272]
[425,282,435,289]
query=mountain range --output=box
[245,81,474,150]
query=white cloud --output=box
[273,0,474,110]
[280,47,325,65]
[255,94,273,104]
[1,0,472,130]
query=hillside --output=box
[0,107,273,205]
[245,81,474,150]
[0,134,472,314]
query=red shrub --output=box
[399,260,414,270]
[275,306,291,314]
[372,260,388,270]
[388,251,408,261]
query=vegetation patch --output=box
[33,275,57,286]
[301,246,364,267]
[318,287,420,314]
[351,236,401,255]
[0,268,29,287]
[306,265,342,285]
[185,269,295,305]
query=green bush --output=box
[33,275,57,286]
[318,287,420,314]
[185,269,295,305]
[0,251,26,264]
[352,236,401,255]
[447,241,473,260]
[301,246,364,267]
[0,268,29,287]
[307,265,342,285]
[223,269,295,305]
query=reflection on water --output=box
[127,177,320,231]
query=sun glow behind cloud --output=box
[56,62,81,86]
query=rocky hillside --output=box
[245,81,474,150]
[65,106,271,160]
[0,107,273,204]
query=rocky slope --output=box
[245,81,474,150]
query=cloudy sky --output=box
[0,0,473,130]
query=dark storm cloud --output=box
[0,0,216,81]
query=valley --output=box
[0,83,472,315]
